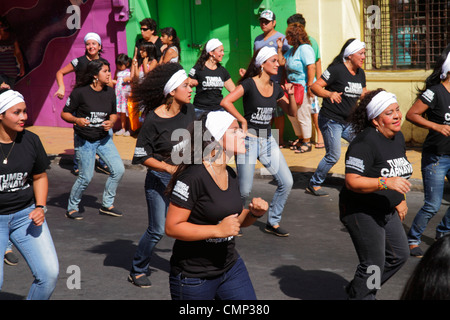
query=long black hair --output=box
[416,44,450,99]
[160,27,181,62]
[75,58,110,88]
[130,62,184,115]
[193,44,222,71]
[137,41,157,66]
[238,48,264,85]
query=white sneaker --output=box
[123,131,130,137]
[115,129,125,136]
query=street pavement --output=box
[1,154,447,302]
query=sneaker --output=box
[409,245,424,258]
[115,128,125,136]
[66,210,83,220]
[99,206,123,217]
[306,185,329,197]
[128,274,152,288]
[4,251,19,266]
[264,224,289,237]
[123,131,130,137]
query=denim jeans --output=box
[169,256,256,300]
[310,114,355,187]
[0,205,59,300]
[68,133,125,212]
[408,153,450,245]
[236,135,293,226]
[130,170,171,276]
[340,210,409,300]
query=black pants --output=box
[340,210,409,300]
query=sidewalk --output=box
[27,125,424,186]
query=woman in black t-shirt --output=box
[188,38,236,118]
[127,63,195,288]
[221,46,296,237]
[339,89,411,300]
[61,59,125,220]
[308,38,367,197]
[0,89,58,299]
[165,110,268,300]
[406,45,450,258]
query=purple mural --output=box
[0,0,128,127]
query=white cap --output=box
[259,10,275,21]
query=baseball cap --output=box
[259,10,276,21]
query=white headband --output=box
[205,111,236,141]
[255,46,277,68]
[366,91,398,120]
[343,39,365,62]
[0,90,25,114]
[163,69,188,96]
[84,32,102,46]
[440,52,450,80]
[205,38,223,53]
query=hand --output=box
[395,200,408,221]
[328,91,342,104]
[249,197,268,218]
[385,177,411,194]
[240,119,248,134]
[276,37,285,50]
[0,82,10,90]
[29,208,45,226]
[239,68,246,77]
[281,82,294,95]
[165,164,178,175]
[436,124,450,137]
[307,87,315,99]
[75,117,90,127]
[102,120,114,131]
[217,214,240,237]
[54,87,65,100]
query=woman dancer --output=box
[340,89,411,299]
[0,89,58,299]
[221,46,297,236]
[127,63,195,288]
[166,110,268,300]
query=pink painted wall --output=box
[1,0,129,127]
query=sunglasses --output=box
[140,27,150,31]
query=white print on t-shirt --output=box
[422,89,434,103]
[202,76,224,90]
[344,82,363,98]
[251,107,274,125]
[0,172,29,192]
[206,235,234,243]
[134,147,147,157]
[346,156,365,173]
[381,157,413,178]
[86,112,108,127]
[322,69,330,81]
[173,180,190,202]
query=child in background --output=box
[115,54,132,136]
[131,42,158,80]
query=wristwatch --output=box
[36,205,48,213]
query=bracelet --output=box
[250,211,263,219]
[378,177,388,190]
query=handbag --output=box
[284,82,304,105]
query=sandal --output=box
[315,142,325,149]
[289,139,300,150]
[295,142,312,153]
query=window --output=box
[363,0,449,70]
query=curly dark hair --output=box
[129,62,184,114]
[347,88,385,134]
[285,22,310,51]
[75,58,110,88]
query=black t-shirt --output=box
[63,85,117,141]
[71,55,91,83]
[241,78,284,136]
[319,63,366,123]
[0,130,49,215]
[189,64,231,111]
[169,164,242,279]
[132,104,195,165]
[339,127,412,216]
[419,84,450,155]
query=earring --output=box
[93,78,98,85]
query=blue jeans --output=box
[236,135,293,226]
[169,256,256,300]
[310,114,355,187]
[0,205,59,300]
[67,133,125,212]
[130,170,171,275]
[408,153,450,245]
